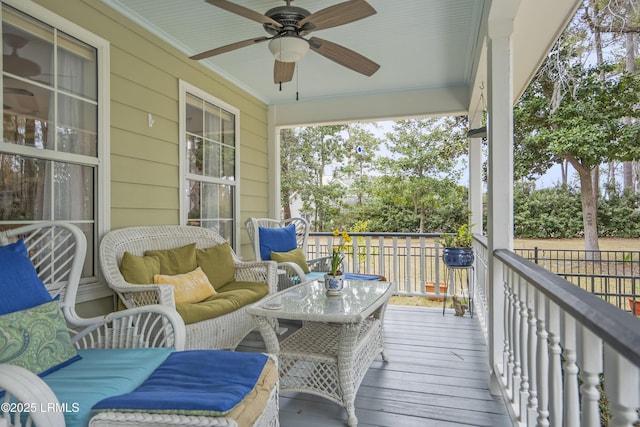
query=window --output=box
[179,81,239,249]
[0,1,109,299]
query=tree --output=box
[379,118,467,233]
[515,64,640,254]
[281,125,349,230]
[338,124,381,207]
[582,0,640,193]
[280,127,307,219]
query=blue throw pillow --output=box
[258,224,297,261]
[0,239,53,315]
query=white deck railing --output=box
[472,236,640,426]
[307,232,640,425]
[307,232,450,296]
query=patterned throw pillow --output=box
[0,300,80,376]
[154,266,217,304]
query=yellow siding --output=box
[33,0,272,237]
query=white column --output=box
[267,105,281,219]
[486,17,515,395]
[469,130,483,235]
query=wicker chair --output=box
[0,222,280,427]
[100,225,278,350]
[245,217,331,291]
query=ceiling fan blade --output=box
[190,36,269,60]
[274,60,295,84]
[206,0,282,28]
[309,37,379,76]
[299,0,376,33]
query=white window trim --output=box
[178,80,240,250]
[1,0,111,303]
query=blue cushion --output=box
[0,239,53,314]
[258,224,297,261]
[93,350,268,415]
[345,273,381,281]
[43,348,173,427]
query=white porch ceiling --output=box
[101,0,579,126]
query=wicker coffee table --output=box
[248,279,395,426]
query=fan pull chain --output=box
[279,81,282,91]
[296,62,300,101]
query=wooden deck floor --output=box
[238,304,512,427]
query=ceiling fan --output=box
[190,0,380,85]
[3,33,41,77]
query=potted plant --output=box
[325,229,351,295]
[442,224,474,267]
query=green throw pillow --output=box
[0,300,80,376]
[271,248,311,274]
[120,252,161,284]
[196,242,235,290]
[145,243,197,276]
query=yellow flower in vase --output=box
[330,229,352,276]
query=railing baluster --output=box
[405,237,412,293]
[547,301,563,426]
[512,274,522,410]
[518,277,530,423]
[526,282,538,425]
[604,345,639,427]
[536,289,550,427]
[579,326,603,427]
[378,236,385,279]
[562,314,580,427]
[504,266,514,396]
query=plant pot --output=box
[628,298,640,316]
[442,247,474,267]
[324,273,344,296]
[425,281,448,300]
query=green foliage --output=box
[513,182,640,238]
[443,223,472,248]
[514,183,584,238]
[598,188,640,238]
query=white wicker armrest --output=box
[112,283,176,310]
[307,255,331,272]
[0,364,66,427]
[234,260,278,294]
[70,305,186,351]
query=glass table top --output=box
[253,279,394,321]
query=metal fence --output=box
[307,232,640,314]
[514,247,640,314]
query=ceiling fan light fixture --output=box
[268,35,309,63]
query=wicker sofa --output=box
[99,225,278,350]
[0,222,279,427]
